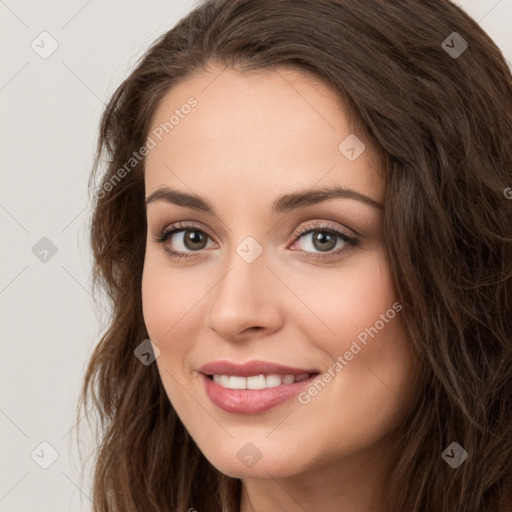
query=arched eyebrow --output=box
[270,186,383,212]
[145,185,383,213]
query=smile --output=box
[207,373,311,389]
[197,360,321,414]
[200,372,319,414]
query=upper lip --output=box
[198,360,319,377]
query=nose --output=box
[204,242,284,341]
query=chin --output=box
[198,437,308,480]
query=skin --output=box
[141,63,420,512]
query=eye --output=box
[289,221,358,261]
[152,221,216,260]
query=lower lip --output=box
[200,373,318,414]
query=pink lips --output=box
[198,360,319,414]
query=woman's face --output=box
[142,64,418,484]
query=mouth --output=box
[203,372,316,390]
[197,362,320,414]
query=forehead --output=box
[144,65,384,204]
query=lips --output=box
[197,360,320,414]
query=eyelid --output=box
[292,219,357,240]
[152,220,216,243]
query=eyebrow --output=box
[145,185,383,214]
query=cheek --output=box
[141,249,213,414]
[288,246,399,352]
[312,318,414,467]
[141,259,169,344]
[141,251,189,372]
[141,260,194,417]
[288,248,414,436]
[141,247,199,344]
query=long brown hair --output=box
[77,0,512,510]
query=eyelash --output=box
[152,221,359,262]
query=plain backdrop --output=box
[1,1,511,510]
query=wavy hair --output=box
[77,0,512,510]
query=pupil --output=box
[313,231,336,252]
[185,230,206,250]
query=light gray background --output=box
[1,1,511,510]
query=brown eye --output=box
[292,227,354,254]
[289,222,359,262]
[181,229,208,250]
[154,223,215,258]
[310,230,337,252]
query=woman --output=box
[78,0,512,510]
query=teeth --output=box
[211,373,310,390]
[247,375,266,389]
[229,376,247,389]
[281,375,296,385]
[266,375,282,387]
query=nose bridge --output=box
[217,234,271,306]
[205,234,283,337]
